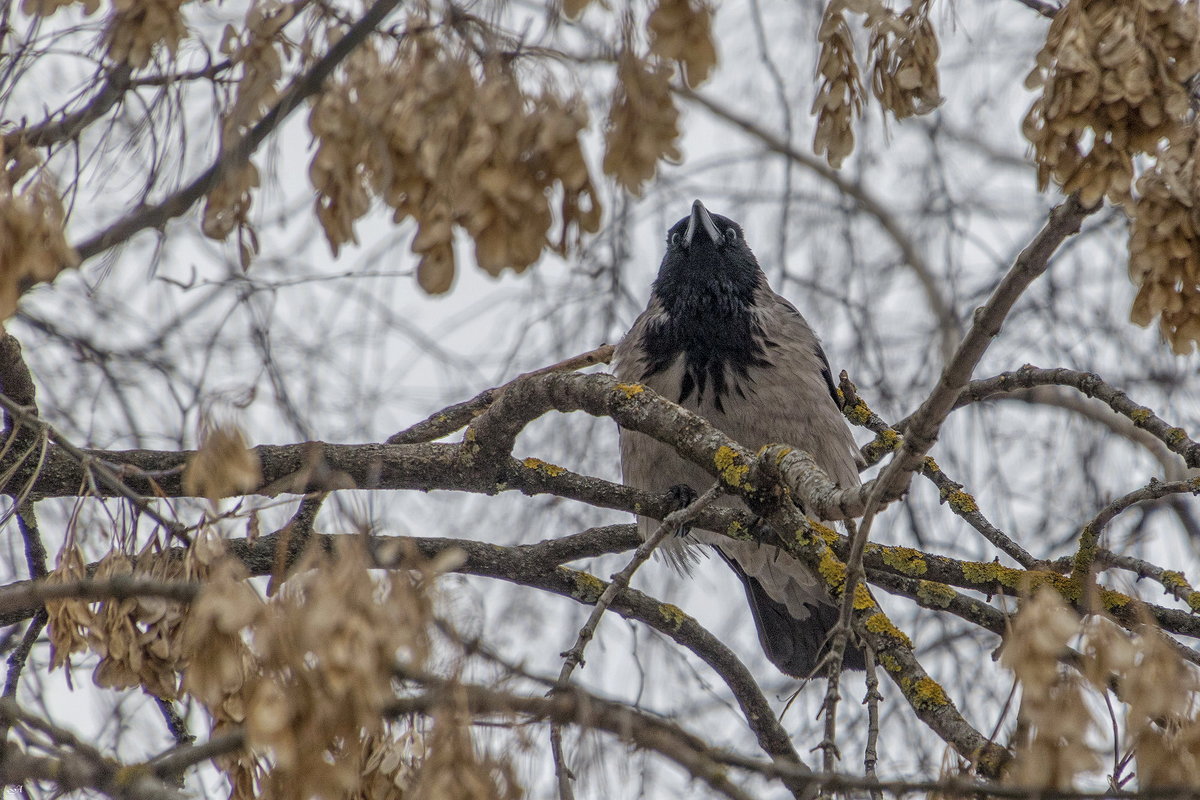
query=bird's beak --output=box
[683,199,722,248]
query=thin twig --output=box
[2,64,133,150]
[0,393,191,544]
[938,366,1200,469]
[72,0,404,262]
[835,197,1094,693]
[678,87,962,363]
[1070,477,1200,582]
[549,482,725,800]
[840,372,1040,568]
[863,648,884,800]
[153,699,193,751]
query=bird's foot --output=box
[666,483,698,537]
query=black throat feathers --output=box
[638,206,774,412]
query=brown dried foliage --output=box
[409,705,522,800]
[1024,0,1200,353]
[1003,590,1200,790]
[648,0,718,88]
[350,726,425,800]
[89,548,180,698]
[813,0,941,168]
[307,29,600,294]
[202,2,300,267]
[813,3,866,169]
[603,49,683,195]
[0,143,79,321]
[1024,0,1200,208]
[45,543,92,672]
[182,424,263,503]
[868,0,940,120]
[1001,590,1100,790]
[104,0,190,68]
[19,0,99,15]
[1130,130,1200,353]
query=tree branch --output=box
[71,0,403,263]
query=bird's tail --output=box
[723,556,866,677]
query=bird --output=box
[614,199,866,677]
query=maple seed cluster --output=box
[1023,0,1200,352]
[1023,0,1200,208]
[647,0,718,89]
[1130,137,1200,353]
[869,0,940,120]
[812,0,941,169]
[201,0,298,267]
[1001,589,1200,789]
[104,0,189,68]
[604,51,684,195]
[1000,590,1099,790]
[0,143,78,321]
[307,32,601,294]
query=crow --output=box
[614,199,866,677]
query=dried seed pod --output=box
[603,50,682,194]
[182,424,262,502]
[648,0,718,88]
[103,0,189,68]
[0,149,79,320]
[812,3,866,168]
[869,0,941,120]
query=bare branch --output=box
[679,87,963,364]
[71,0,404,263]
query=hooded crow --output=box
[614,200,866,677]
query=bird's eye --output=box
[725,228,739,244]
[670,232,681,247]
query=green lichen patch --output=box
[852,583,875,611]
[1129,407,1152,424]
[714,445,751,490]
[1098,588,1130,612]
[881,546,928,576]
[902,676,950,711]
[819,550,847,594]
[659,603,688,629]
[726,519,752,540]
[522,457,567,477]
[864,612,913,648]
[942,489,979,515]
[807,521,840,546]
[1166,427,1189,445]
[568,569,606,602]
[615,382,645,398]
[916,580,957,608]
[844,402,871,426]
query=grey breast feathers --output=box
[614,292,861,581]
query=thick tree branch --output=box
[0,526,812,783]
[2,65,133,151]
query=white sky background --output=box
[5,0,1200,796]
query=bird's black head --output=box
[653,200,763,312]
[641,201,772,411]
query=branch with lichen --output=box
[839,372,1040,568]
[933,365,1200,470]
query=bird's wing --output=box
[614,304,708,572]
